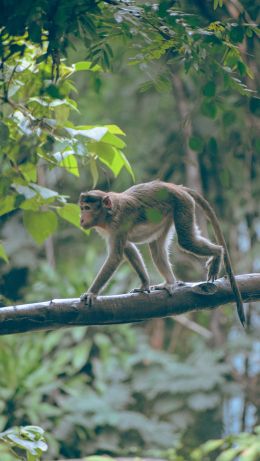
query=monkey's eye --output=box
[83,205,91,210]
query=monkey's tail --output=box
[183,187,246,328]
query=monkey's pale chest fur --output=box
[96,217,172,244]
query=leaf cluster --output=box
[0,326,241,458]
[0,425,47,461]
[0,43,133,259]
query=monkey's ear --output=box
[103,195,112,209]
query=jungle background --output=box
[0,0,259,460]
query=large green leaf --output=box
[101,131,126,149]
[54,151,79,177]
[57,203,88,232]
[92,143,134,178]
[23,210,58,244]
[0,196,16,217]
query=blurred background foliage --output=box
[0,0,259,459]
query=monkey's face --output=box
[79,191,111,229]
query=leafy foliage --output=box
[0,42,133,254]
[0,425,47,461]
[0,0,258,254]
[0,324,242,458]
[0,1,259,459]
[190,425,260,461]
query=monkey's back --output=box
[124,180,188,208]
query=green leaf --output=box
[199,439,224,453]
[95,144,124,176]
[222,111,236,126]
[54,151,79,177]
[28,23,42,43]
[93,143,132,178]
[30,184,58,200]
[202,81,216,97]
[104,125,126,135]
[101,132,126,149]
[216,447,242,461]
[201,100,217,119]
[19,163,37,182]
[0,122,9,141]
[23,210,58,244]
[0,196,16,217]
[255,138,260,153]
[119,150,135,180]
[65,126,108,141]
[0,244,8,263]
[44,84,63,99]
[189,136,204,151]
[57,203,87,232]
[230,26,244,44]
[12,184,36,199]
[54,104,71,123]
[72,61,102,72]
[249,97,260,117]
[208,137,218,155]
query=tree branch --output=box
[0,274,259,336]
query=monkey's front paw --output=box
[151,282,176,296]
[80,292,96,307]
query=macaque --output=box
[79,180,246,327]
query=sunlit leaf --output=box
[72,61,102,72]
[12,184,36,199]
[92,143,132,178]
[57,203,88,232]
[104,125,126,135]
[30,184,58,200]
[101,132,126,149]
[216,447,242,461]
[65,126,108,141]
[19,163,37,182]
[54,151,79,177]
[0,196,16,216]
[119,150,135,180]
[195,438,224,453]
[0,244,8,263]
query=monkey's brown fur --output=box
[79,180,246,327]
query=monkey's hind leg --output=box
[206,254,223,282]
[174,200,223,282]
[149,228,177,295]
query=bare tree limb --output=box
[0,274,259,336]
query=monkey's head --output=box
[79,190,112,229]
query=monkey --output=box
[79,180,246,327]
